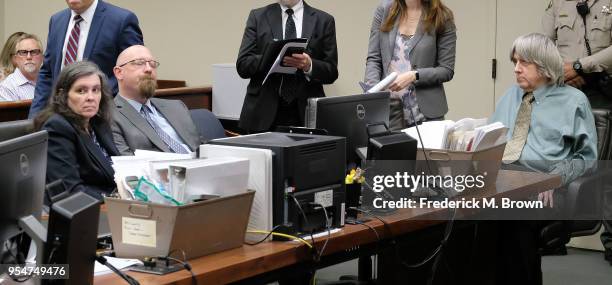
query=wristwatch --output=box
[573,60,584,75]
[415,71,419,81]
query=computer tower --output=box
[210,132,346,235]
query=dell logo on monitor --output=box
[20,153,30,176]
[356,104,366,120]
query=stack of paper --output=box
[94,257,142,276]
[402,119,507,151]
[111,150,196,200]
[402,120,455,149]
[199,144,274,242]
[471,122,507,151]
[442,118,488,150]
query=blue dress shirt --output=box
[489,84,597,185]
[122,96,190,152]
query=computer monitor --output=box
[0,131,47,246]
[305,92,390,163]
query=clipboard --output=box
[258,38,308,85]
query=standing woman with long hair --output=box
[365,0,456,130]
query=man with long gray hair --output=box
[490,32,597,284]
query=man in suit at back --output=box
[111,45,201,155]
[236,0,338,133]
[28,0,143,117]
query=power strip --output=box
[129,261,183,275]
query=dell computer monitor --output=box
[305,92,390,163]
[0,131,47,245]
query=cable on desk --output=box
[157,255,197,285]
[352,219,380,243]
[349,207,394,237]
[292,195,311,227]
[291,195,320,258]
[96,255,140,285]
[246,230,313,248]
[309,202,331,262]
[404,207,456,269]
[350,206,455,273]
[244,225,282,246]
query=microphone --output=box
[402,86,447,198]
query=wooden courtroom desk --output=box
[0,100,31,122]
[154,86,212,110]
[0,86,212,123]
[94,170,561,285]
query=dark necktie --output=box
[502,92,535,163]
[89,129,112,163]
[64,15,83,66]
[285,9,297,39]
[280,8,298,103]
[140,105,189,154]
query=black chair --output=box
[0,119,33,141]
[189,109,226,141]
[541,108,612,250]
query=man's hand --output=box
[388,71,417,92]
[566,75,586,88]
[538,189,555,208]
[563,62,579,81]
[283,53,312,72]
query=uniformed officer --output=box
[543,0,612,265]
[543,0,612,109]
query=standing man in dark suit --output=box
[237,0,338,133]
[28,0,143,118]
[111,45,201,155]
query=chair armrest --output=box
[565,167,612,217]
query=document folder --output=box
[105,191,255,260]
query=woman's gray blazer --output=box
[364,0,456,118]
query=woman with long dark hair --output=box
[365,0,456,130]
[34,61,118,201]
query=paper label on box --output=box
[122,217,156,247]
[314,190,333,208]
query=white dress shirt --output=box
[279,0,304,39]
[0,68,36,101]
[61,0,99,69]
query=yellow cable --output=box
[247,230,313,248]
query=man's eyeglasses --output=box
[14,49,42,57]
[119,59,161,69]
